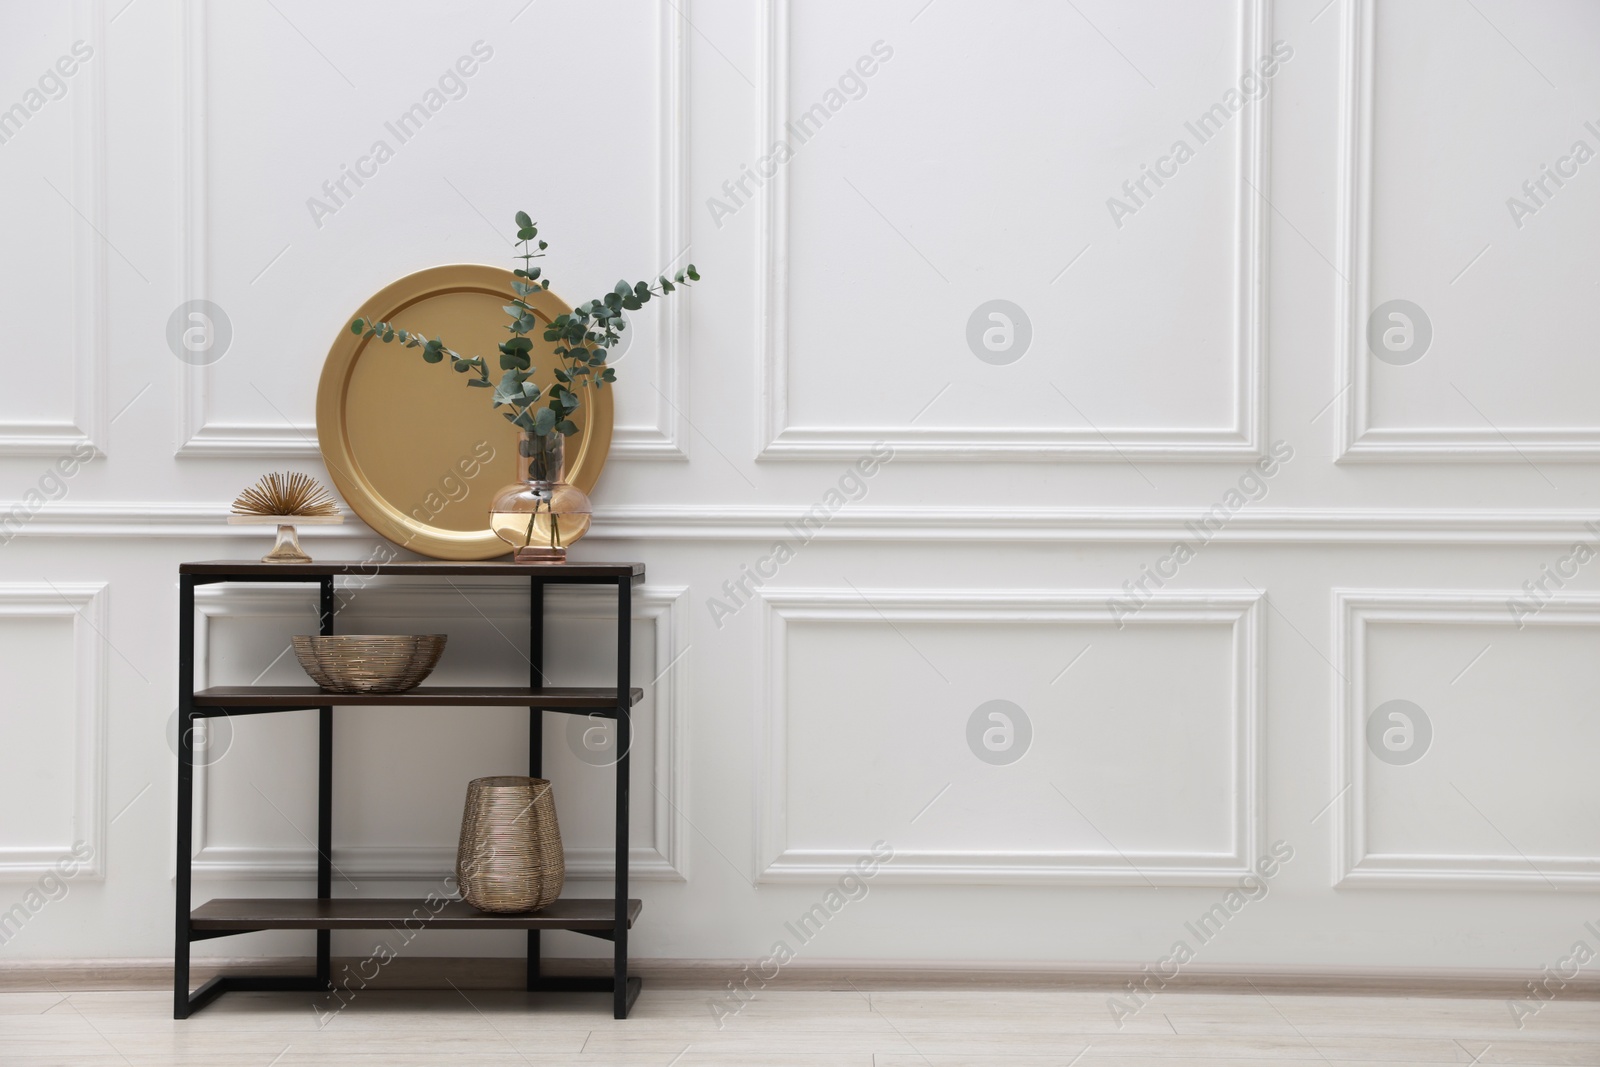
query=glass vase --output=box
[488,431,591,562]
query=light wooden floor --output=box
[1,985,1596,1065]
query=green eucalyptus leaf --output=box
[534,406,556,435]
[515,210,532,228]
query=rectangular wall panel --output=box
[1336,591,1600,887]
[0,0,105,456]
[0,584,105,878]
[1336,0,1600,460]
[758,589,1261,884]
[178,0,685,458]
[759,0,1266,459]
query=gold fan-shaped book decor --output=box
[229,472,343,563]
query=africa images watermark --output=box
[311,862,468,1026]
[1506,522,1600,629]
[707,841,895,1028]
[1107,839,1296,1028]
[0,441,98,547]
[1106,39,1293,229]
[705,40,895,229]
[705,442,894,630]
[1107,439,1294,628]
[0,40,94,147]
[1505,118,1600,230]
[1367,698,1432,766]
[408,439,498,525]
[307,41,495,229]
[1506,920,1600,1029]
[0,841,95,949]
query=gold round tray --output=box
[316,265,612,560]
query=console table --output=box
[175,559,644,1019]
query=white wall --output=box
[2,0,1599,973]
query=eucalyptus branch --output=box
[350,211,698,440]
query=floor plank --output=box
[1,986,1595,1065]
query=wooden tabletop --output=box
[180,560,644,578]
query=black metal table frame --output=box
[175,565,638,1019]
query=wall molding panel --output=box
[755,0,1268,461]
[0,583,107,879]
[1332,0,1600,462]
[174,0,687,459]
[0,0,108,458]
[1333,590,1600,889]
[12,502,1600,545]
[186,582,688,882]
[10,0,1600,971]
[756,588,1263,885]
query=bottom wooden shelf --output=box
[191,897,640,933]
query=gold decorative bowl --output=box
[290,634,447,694]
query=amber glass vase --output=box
[488,431,591,562]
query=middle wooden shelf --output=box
[192,685,644,713]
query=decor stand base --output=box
[174,559,645,1020]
